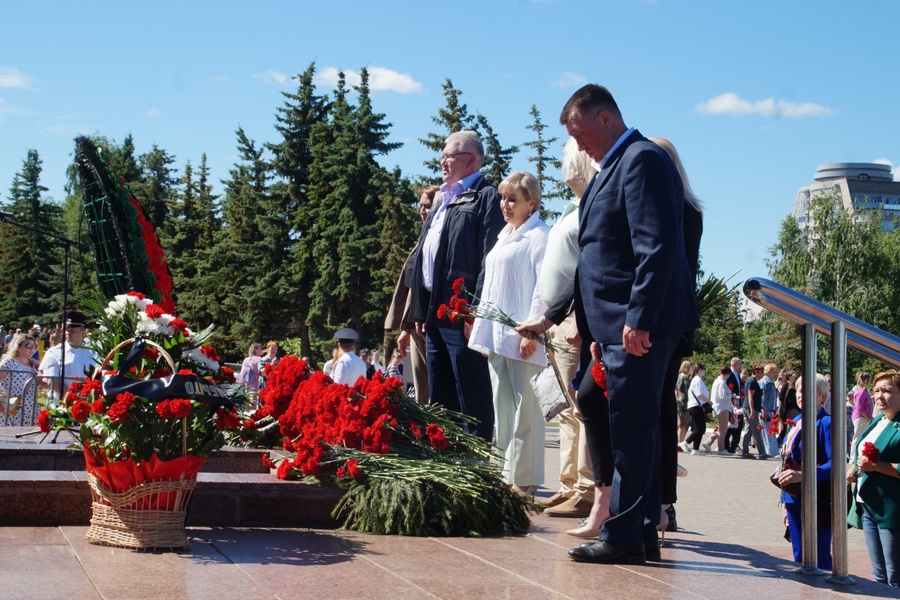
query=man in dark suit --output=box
[561,85,700,564]
[409,131,505,441]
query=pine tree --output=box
[132,145,178,238]
[523,104,564,220]
[0,150,63,326]
[476,114,517,186]
[268,62,330,358]
[419,79,478,180]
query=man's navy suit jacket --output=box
[574,129,700,344]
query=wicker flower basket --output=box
[84,338,202,550]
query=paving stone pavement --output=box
[1,430,898,600]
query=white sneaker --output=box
[701,443,712,453]
[679,441,690,453]
[717,449,732,456]
[690,449,705,456]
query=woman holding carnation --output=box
[0,334,40,426]
[778,373,833,571]
[468,171,549,493]
[848,370,900,587]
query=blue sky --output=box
[2,0,898,292]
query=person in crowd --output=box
[778,373,834,571]
[848,370,900,587]
[675,360,692,448]
[387,185,438,404]
[514,139,596,518]
[359,349,375,380]
[410,131,505,441]
[0,326,7,355]
[702,366,734,455]
[331,328,368,386]
[323,344,338,377]
[759,363,781,456]
[238,342,262,393]
[727,357,745,439]
[468,171,549,493]
[851,371,874,450]
[38,310,98,400]
[741,365,768,459]
[385,349,403,380]
[369,350,384,376]
[684,364,710,455]
[0,334,40,426]
[723,401,742,453]
[258,341,280,390]
[559,84,699,565]
[649,137,704,534]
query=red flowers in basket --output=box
[861,442,880,464]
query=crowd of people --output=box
[2,81,897,588]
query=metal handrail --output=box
[743,277,900,367]
[741,276,900,585]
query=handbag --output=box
[531,361,568,422]
[691,389,713,415]
[769,454,802,498]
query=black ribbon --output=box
[100,338,235,410]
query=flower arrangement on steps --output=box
[252,356,538,536]
[40,292,254,549]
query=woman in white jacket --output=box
[469,171,549,493]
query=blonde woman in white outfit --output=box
[469,171,549,493]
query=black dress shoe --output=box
[568,540,646,564]
[645,541,661,562]
[664,505,677,532]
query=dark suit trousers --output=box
[599,333,678,545]
[426,325,493,442]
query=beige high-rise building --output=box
[792,162,900,232]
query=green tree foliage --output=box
[765,190,898,375]
[476,114,517,186]
[131,145,177,239]
[523,104,563,221]
[0,150,62,326]
[419,79,477,180]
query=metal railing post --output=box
[798,323,825,575]
[827,321,854,585]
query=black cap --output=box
[63,309,89,328]
[333,327,359,342]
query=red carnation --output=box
[262,453,276,470]
[437,304,451,320]
[728,383,734,390]
[178,369,196,376]
[70,401,91,422]
[91,399,106,414]
[81,378,103,398]
[126,291,146,300]
[409,421,422,439]
[144,304,165,319]
[215,408,242,430]
[346,458,360,478]
[169,317,189,333]
[200,345,221,362]
[862,442,880,464]
[592,362,608,393]
[452,278,466,294]
[38,409,51,433]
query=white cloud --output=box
[253,69,289,86]
[873,158,900,181]
[696,92,837,118]
[552,72,587,89]
[316,66,423,94]
[0,67,33,89]
[146,108,161,117]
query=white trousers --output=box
[489,353,544,487]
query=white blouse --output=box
[687,375,710,409]
[468,212,549,366]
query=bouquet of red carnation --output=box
[437,278,553,348]
[862,441,880,464]
[592,362,608,393]
[250,356,536,536]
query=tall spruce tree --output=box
[269,62,330,358]
[523,104,564,220]
[132,145,177,239]
[200,128,272,355]
[0,150,62,326]
[476,114,517,185]
[419,79,478,180]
